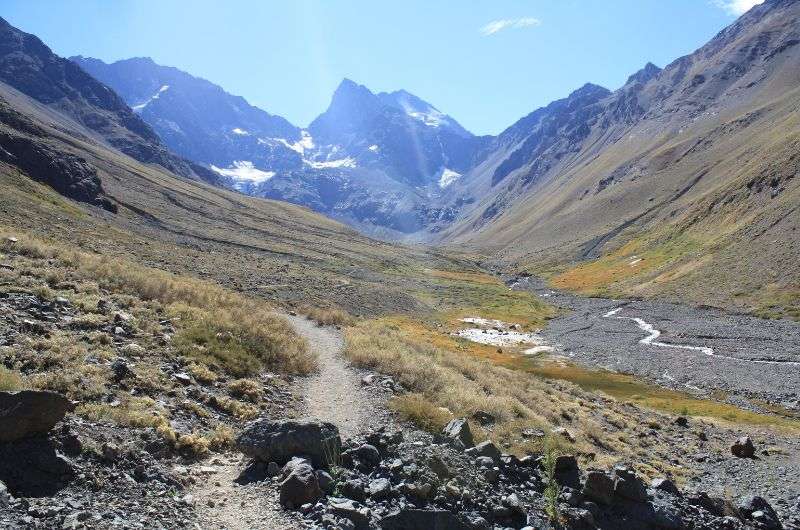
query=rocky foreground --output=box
[0,389,794,530]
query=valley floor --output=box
[513,276,800,413]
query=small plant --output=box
[542,435,562,524]
[322,436,343,494]
[0,366,24,391]
[228,378,262,402]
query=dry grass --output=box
[0,230,314,376]
[391,393,453,432]
[0,367,25,391]
[344,319,601,458]
[299,304,356,327]
[228,378,262,403]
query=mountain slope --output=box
[71,56,303,177]
[0,17,218,184]
[68,57,487,235]
[439,0,800,315]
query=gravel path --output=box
[512,276,800,412]
[287,314,380,439]
[191,314,381,529]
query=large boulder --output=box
[236,418,341,469]
[737,495,782,529]
[0,390,73,442]
[379,509,471,530]
[279,458,322,509]
[583,471,614,505]
[613,466,648,503]
[442,419,474,449]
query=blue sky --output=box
[2,0,760,135]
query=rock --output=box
[554,455,581,489]
[442,418,474,449]
[473,440,501,463]
[236,418,341,469]
[267,461,281,477]
[344,444,381,468]
[101,442,120,463]
[475,456,495,469]
[379,509,471,530]
[173,373,193,386]
[552,426,575,443]
[673,416,689,427]
[521,428,545,439]
[0,480,9,508]
[731,436,755,458]
[613,466,648,503]
[0,436,76,497]
[340,479,367,502]
[427,455,451,479]
[582,471,614,505]
[110,358,134,381]
[279,459,322,508]
[471,410,495,426]
[331,499,371,530]
[0,390,73,442]
[737,496,781,529]
[317,470,334,494]
[368,477,391,500]
[482,467,500,483]
[650,478,680,496]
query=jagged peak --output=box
[568,82,612,100]
[625,61,662,86]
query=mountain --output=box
[71,56,303,176]
[69,58,487,235]
[437,0,800,314]
[0,17,218,184]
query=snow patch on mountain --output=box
[273,130,315,155]
[438,167,462,188]
[210,161,275,185]
[305,157,357,169]
[132,85,169,112]
[368,144,379,152]
[231,128,249,135]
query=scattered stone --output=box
[110,358,134,382]
[173,372,192,386]
[471,410,495,426]
[731,436,755,458]
[317,470,334,494]
[613,466,648,503]
[368,478,391,500]
[472,440,501,463]
[379,509,471,530]
[552,426,575,443]
[427,455,451,479]
[330,499,371,530]
[673,416,689,427]
[279,458,322,508]
[442,418,474,449]
[650,477,680,496]
[0,390,73,442]
[0,480,9,508]
[737,495,781,529]
[236,418,341,469]
[344,444,381,468]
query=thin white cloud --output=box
[713,0,765,15]
[479,17,541,36]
